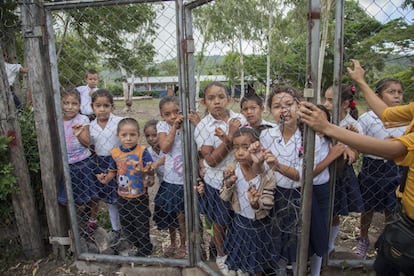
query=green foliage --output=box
[0,136,17,201]
[18,108,43,213]
[106,83,123,96]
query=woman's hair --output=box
[91,89,114,106]
[159,95,179,111]
[240,93,264,108]
[117,118,140,134]
[144,119,158,131]
[202,81,228,99]
[375,78,404,95]
[232,127,260,143]
[61,87,81,103]
[266,86,301,109]
[316,104,332,141]
[340,84,358,120]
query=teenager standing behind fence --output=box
[194,82,246,275]
[259,86,305,276]
[77,69,99,120]
[156,96,187,259]
[220,127,277,276]
[57,88,99,235]
[89,89,123,247]
[323,85,364,255]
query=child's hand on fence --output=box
[188,110,201,126]
[247,185,260,209]
[215,127,230,144]
[96,173,108,184]
[228,118,241,137]
[223,165,237,188]
[143,162,155,174]
[343,146,357,164]
[127,160,143,173]
[174,112,185,129]
[264,150,279,170]
[249,141,265,164]
[144,175,155,187]
[329,142,346,159]
[72,123,87,137]
[194,178,205,196]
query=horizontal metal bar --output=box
[327,259,374,269]
[78,252,189,267]
[43,0,172,10]
[184,0,213,10]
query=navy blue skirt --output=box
[154,181,185,213]
[334,164,364,216]
[198,184,233,226]
[224,214,278,274]
[58,156,99,205]
[153,181,179,229]
[358,157,402,212]
[94,155,119,204]
[273,186,301,263]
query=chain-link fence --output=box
[1,0,413,274]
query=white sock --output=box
[291,261,297,276]
[277,259,287,276]
[108,204,120,231]
[310,254,322,276]
[329,225,339,253]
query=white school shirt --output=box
[89,113,123,156]
[147,147,165,182]
[194,110,246,190]
[5,62,21,86]
[358,110,406,160]
[260,126,305,189]
[339,113,364,134]
[157,120,183,185]
[63,113,91,164]
[234,163,261,220]
[313,136,330,185]
[76,85,98,115]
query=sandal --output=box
[163,244,177,257]
[174,246,187,259]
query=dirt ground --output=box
[1,98,382,275]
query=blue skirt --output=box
[334,164,364,216]
[198,184,233,226]
[94,155,119,204]
[153,181,179,229]
[224,214,278,274]
[58,157,99,205]
[154,181,185,214]
[273,186,301,263]
[358,157,402,212]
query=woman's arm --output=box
[299,102,407,160]
[347,59,388,117]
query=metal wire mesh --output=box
[1,0,413,274]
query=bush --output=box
[105,84,123,96]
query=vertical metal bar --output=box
[175,0,196,265]
[45,10,82,256]
[297,0,320,274]
[184,4,203,264]
[327,0,344,266]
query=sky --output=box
[152,0,414,62]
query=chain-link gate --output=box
[6,0,413,274]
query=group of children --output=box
[58,68,405,274]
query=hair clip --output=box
[351,85,356,93]
[349,100,357,108]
